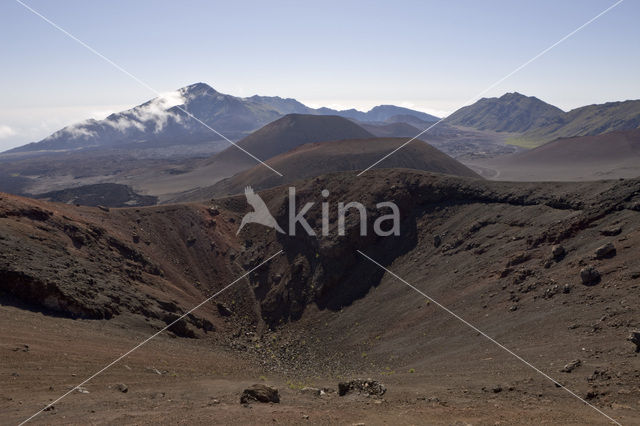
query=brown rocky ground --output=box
[1,170,640,424]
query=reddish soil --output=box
[1,170,640,424]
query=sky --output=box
[0,0,639,151]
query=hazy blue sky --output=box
[1,0,638,150]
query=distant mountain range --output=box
[445,92,640,147]
[4,84,640,168]
[518,99,640,146]
[4,83,438,156]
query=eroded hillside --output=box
[1,170,640,423]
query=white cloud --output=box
[106,116,146,132]
[0,124,16,139]
[43,120,97,141]
[65,122,98,139]
[104,90,186,133]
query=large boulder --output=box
[580,267,601,286]
[338,379,386,397]
[551,245,566,261]
[240,384,280,404]
[594,243,616,259]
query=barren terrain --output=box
[1,170,640,424]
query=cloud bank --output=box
[105,90,186,134]
[0,125,16,139]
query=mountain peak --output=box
[499,92,544,103]
[500,91,527,99]
[445,92,564,133]
[180,82,218,96]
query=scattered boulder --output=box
[594,243,616,259]
[300,387,321,397]
[507,252,530,267]
[600,226,622,236]
[216,302,234,317]
[628,330,640,353]
[164,315,196,338]
[500,267,513,278]
[561,359,581,373]
[433,234,442,248]
[580,267,601,286]
[240,384,280,404]
[585,389,599,400]
[115,383,128,393]
[13,344,29,352]
[551,245,566,261]
[338,379,386,397]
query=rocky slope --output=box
[519,100,640,144]
[1,171,640,423]
[445,92,564,133]
[445,92,640,147]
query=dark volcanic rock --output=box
[594,242,616,259]
[216,302,233,317]
[580,267,601,286]
[163,314,197,338]
[507,252,530,267]
[628,330,640,352]
[561,359,581,373]
[338,379,386,397]
[240,384,280,404]
[551,245,566,261]
[36,183,157,208]
[600,226,622,236]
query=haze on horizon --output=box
[1,0,639,151]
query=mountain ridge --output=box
[444,92,565,133]
[3,83,438,156]
[445,92,640,147]
[517,99,640,145]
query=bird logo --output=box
[237,186,285,235]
